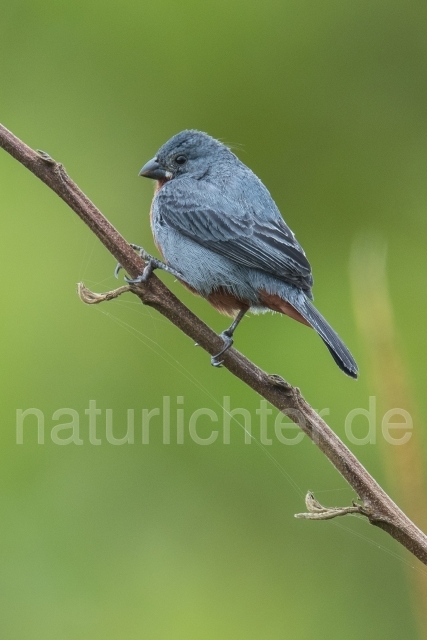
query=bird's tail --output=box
[291,296,358,378]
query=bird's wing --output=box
[154,178,313,293]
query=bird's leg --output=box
[115,244,183,284]
[211,308,247,367]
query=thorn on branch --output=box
[37,149,56,165]
[268,374,303,404]
[295,491,369,521]
[36,149,69,186]
[268,373,291,390]
[77,282,131,305]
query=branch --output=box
[295,491,368,521]
[2,123,427,565]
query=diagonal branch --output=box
[1,121,427,564]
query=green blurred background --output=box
[1,0,427,637]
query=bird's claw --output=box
[211,332,233,367]
[124,260,155,284]
[114,244,183,283]
[129,244,149,259]
[114,245,151,280]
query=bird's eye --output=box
[175,155,187,165]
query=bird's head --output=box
[139,130,231,184]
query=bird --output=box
[120,129,358,378]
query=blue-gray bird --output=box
[123,130,358,378]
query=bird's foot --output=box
[125,258,157,284]
[125,256,184,284]
[211,331,234,367]
[115,244,183,283]
[114,244,150,279]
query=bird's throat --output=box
[155,176,171,193]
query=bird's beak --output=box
[139,157,168,180]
